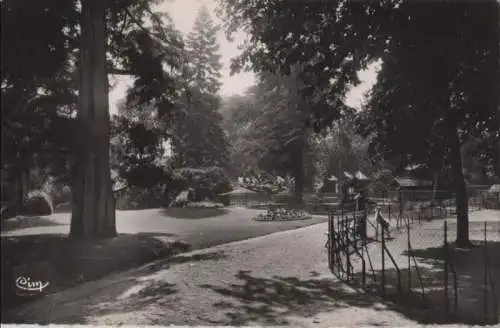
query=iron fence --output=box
[326,206,499,325]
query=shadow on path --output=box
[351,239,500,325]
[3,250,228,325]
[199,270,388,326]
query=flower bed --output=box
[254,207,312,221]
[184,201,224,208]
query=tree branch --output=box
[123,6,167,46]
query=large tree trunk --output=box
[449,126,471,247]
[70,0,116,239]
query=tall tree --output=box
[357,1,499,246]
[220,91,263,178]
[220,0,500,246]
[2,0,185,238]
[1,0,79,209]
[172,5,229,169]
[237,71,318,205]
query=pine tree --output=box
[172,5,229,169]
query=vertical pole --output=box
[361,231,366,288]
[329,213,333,272]
[338,213,342,276]
[399,190,403,223]
[408,218,412,293]
[381,219,386,296]
[444,221,449,318]
[346,217,351,280]
[388,200,391,223]
[354,205,357,244]
[484,221,488,323]
[364,203,368,241]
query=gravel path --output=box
[4,222,419,327]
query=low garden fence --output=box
[326,205,499,325]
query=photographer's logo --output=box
[15,276,49,293]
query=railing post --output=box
[329,213,334,272]
[484,221,488,323]
[344,218,352,281]
[408,218,412,293]
[399,190,403,222]
[361,232,366,288]
[381,219,386,296]
[388,202,391,223]
[444,221,449,318]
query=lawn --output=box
[1,232,189,313]
[1,206,328,314]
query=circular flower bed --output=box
[254,208,312,221]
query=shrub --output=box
[171,190,190,207]
[115,185,164,210]
[50,183,72,206]
[171,167,232,203]
[368,169,394,197]
[217,193,231,206]
[24,190,53,216]
[1,203,22,220]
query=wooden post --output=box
[484,221,488,323]
[444,221,449,318]
[408,218,412,293]
[381,219,386,296]
[399,190,403,222]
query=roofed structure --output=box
[354,171,370,181]
[392,177,433,188]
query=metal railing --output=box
[326,205,499,325]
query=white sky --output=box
[108,0,377,114]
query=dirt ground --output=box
[344,209,500,325]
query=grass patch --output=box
[1,233,189,313]
[163,207,229,219]
[1,216,66,232]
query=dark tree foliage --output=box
[171,6,229,170]
[357,1,499,246]
[1,0,79,208]
[111,114,166,189]
[218,0,390,130]
[2,0,186,238]
[220,0,500,246]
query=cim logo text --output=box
[15,276,50,292]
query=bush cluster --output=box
[24,190,54,216]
